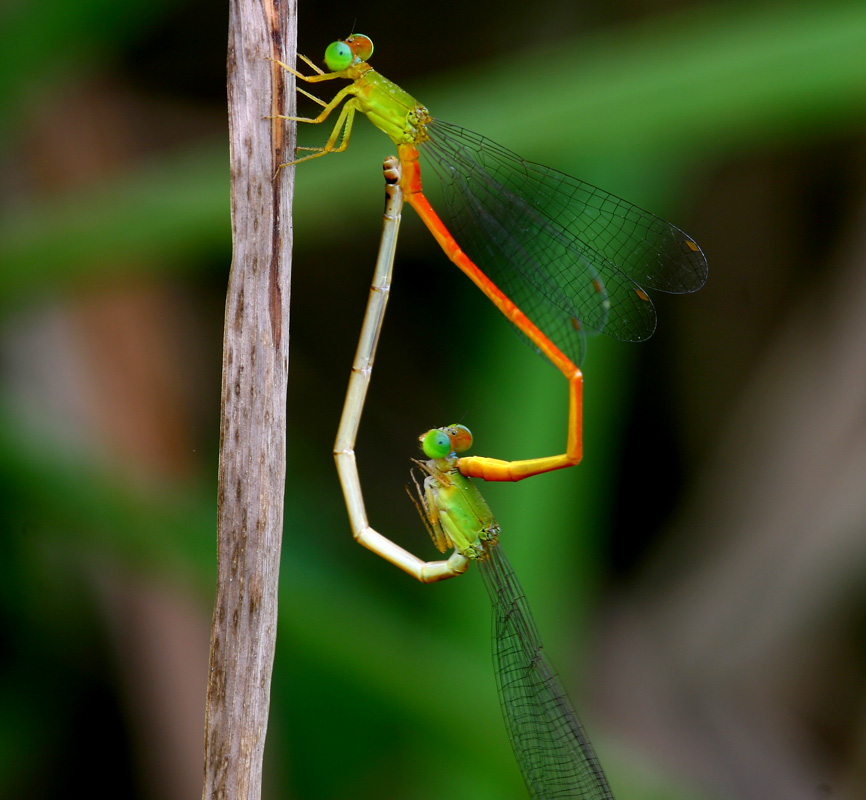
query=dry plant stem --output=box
[201,1,296,799]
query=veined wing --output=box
[423,120,706,347]
[477,543,615,800]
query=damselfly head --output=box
[419,424,473,460]
[324,35,373,71]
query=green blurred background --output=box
[3,1,866,798]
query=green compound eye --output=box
[422,429,452,460]
[324,41,353,71]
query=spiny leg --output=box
[275,100,357,169]
[269,55,338,83]
[296,85,328,108]
[270,82,355,126]
[296,52,325,76]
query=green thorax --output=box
[345,63,431,146]
[423,456,500,559]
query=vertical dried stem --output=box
[201,1,296,798]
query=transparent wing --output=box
[422,120,706,355]
[477,544,615,800]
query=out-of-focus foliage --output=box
[2,1,866,799]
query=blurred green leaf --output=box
[0,0,176,132]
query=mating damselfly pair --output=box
[278,33,705,798]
